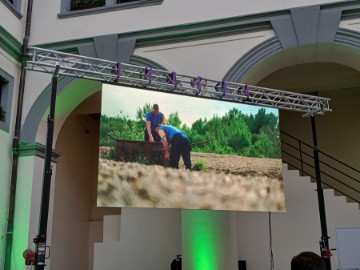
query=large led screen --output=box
[98,84,285,212]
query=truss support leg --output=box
[311,116,331,270]
[34,65,60,270]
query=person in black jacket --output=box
[291,251,325,270]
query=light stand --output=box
[311,115,331,270]
[34,65,60,270]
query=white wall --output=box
[8,155,56,270]
[0,47,21,126]
[30,0,347,45]
[21,71,53,124]
[237,165,360,270]
[51,107,100,270]
[50,93,120,270]
[94,208,182,270]
[0,46,21,269]
[317,89,360,168]
[340,17,360,33]
[134,30,275,79]
[0,1,26,42]
[182,210,239,270]
[244,44,360,87]
[279,88,360,171]
[34,79,101,146]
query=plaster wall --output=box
[317,89,360,168]
[0,47,21,122]
[0,46,20,267]
[93,208,182,270]
[0,37,21,137]
[339,17,360,32]
[30,0,347,45]
[133,30,275,79]
[28,156,57,268]
[33,79,101,146]
[244,44,360,86]
[237,165,360,270]
[8,155,56,270]
[51,112,99,270]
[182,210,239,270]
[50,94,119,270]
[279,89,360,170]
[21,71,54,125]
[0,137,11,267]
[0,47,21,68]
[8,157,35,269]
[0,1,26,42]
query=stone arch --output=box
[222,36,283,83]
[223,4,360,84]
[225,40,360,86]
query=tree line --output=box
[100,103,281,159]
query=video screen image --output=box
[97,84,285,212]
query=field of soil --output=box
[97,151,285,212]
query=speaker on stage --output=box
[170,255,182,270]
[238,260,246,270]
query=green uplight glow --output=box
[7,156,36,270]
[43,78,101,119]
[182,210,231,270]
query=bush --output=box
[109,147,116,160]
[192,160,207,171]
[135,154,150,165]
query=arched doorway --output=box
[51,91,120,270]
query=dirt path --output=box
[97,153,285,212]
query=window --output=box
[0,80,2,103]
[70,0,105,12]
[116,0,138,3]
[59,0,163,16]
[0,69,14,132]
[0,0,22,17]
[0,79,6,122]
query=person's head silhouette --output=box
[291,251,325,270]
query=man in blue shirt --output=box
[145,104,166,142]
[155,124,192,169]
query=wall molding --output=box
[0,25,22,61]
[18,142,61,161]
[223,36,283,83]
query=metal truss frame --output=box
[25,46,331,115]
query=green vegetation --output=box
[109,147,116,160]
[135,154,151,165]
[100,105,281,159]
[192,160,207,171]
[100,105,149,147]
